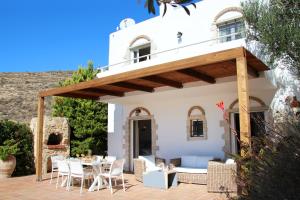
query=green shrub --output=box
[0,120,35,176]
[0,139,19,160]
[235,121,300,200]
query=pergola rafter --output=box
[141,75,183,88]
[177,68,216,84]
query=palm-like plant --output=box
[140,0,198,16]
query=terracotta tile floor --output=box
[0,173,233,200]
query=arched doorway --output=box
[123,107,158,171]
[226,96,268,154]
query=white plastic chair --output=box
[56,160,70,190]
[99,159,125,194]
[102,156,117,172]
[95,155,104,163]
[105,156,116,164]
[69,160,93,194]
[50,155,64,184]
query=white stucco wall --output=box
[107,77,276,163]
[107,103,124,159]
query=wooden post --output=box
[236,55,251,156]
[36,96,44,181]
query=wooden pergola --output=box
[36,47,268,181]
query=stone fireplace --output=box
[30,117,70,175]
[47,132,63,149]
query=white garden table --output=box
[82,160,110,192]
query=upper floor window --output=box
[218,19,245,43]
[131,44,151,63]
[129,36,152,64]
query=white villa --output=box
[36,0,300,179]
[99,0,275,171]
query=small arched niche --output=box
[129,107,151,117]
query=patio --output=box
[0,173,232,200]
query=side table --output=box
[143,170,178,189]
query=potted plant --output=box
[0,139,19,179]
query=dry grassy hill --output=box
[0,71,73,124]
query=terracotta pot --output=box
[0,155,16,179]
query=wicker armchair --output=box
[133,157,166,182]
[170,158,207,185]
[207,161,237,193]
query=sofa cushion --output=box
[181,155,213,168]
[174,167,207,174]
[194,156,214,168]
[138,155,157,172]
[181,156,197,168]
[143,166,162,173]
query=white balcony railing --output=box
[97,31,246,77]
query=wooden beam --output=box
[245,50,269,71]
[36,96,44,181]
[247,64,259,78]
[178,68,216,84]
[39,47,246,97]
[236,56,251,156]
[57,93,99,100]
[142,75,183,88]
[79,88,125,97]
[229,60,259,78]
[111,82,154,93]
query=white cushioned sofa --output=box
[170,155,214,184]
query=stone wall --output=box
[0,71,73,124]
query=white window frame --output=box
[130,43,151,64]
[218,18,245,43]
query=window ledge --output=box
[187,135,208,141]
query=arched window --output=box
[187,106,208,141]
[213,7,245,43]
[129,35,151,63]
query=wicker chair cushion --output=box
[174,167,207,174]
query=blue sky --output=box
[0,0,157,72]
